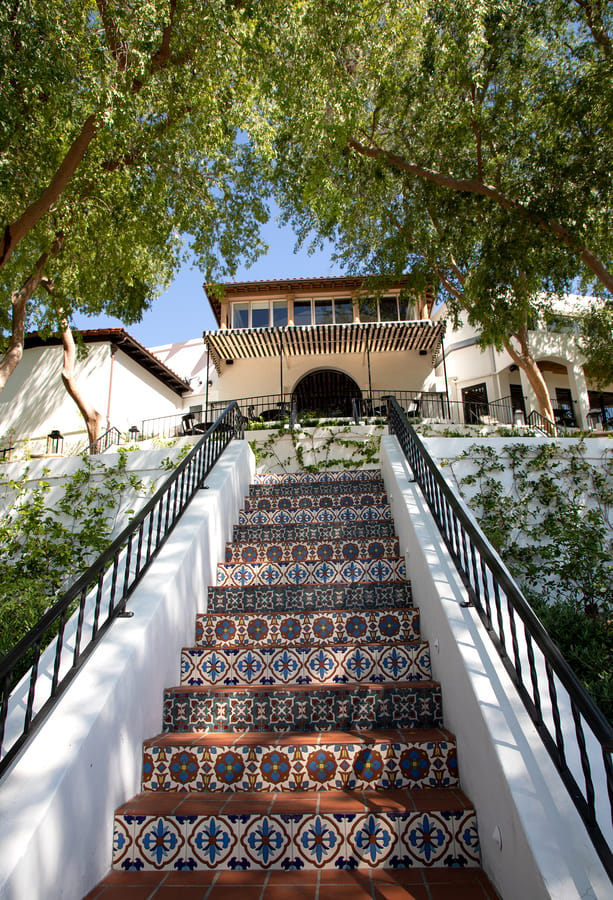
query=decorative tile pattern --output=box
[233,521,396,544]
[112,788,481,871]
[216,556,406,587]
[180,642,431,687]
[242,491,388,513]
[195,609,420,648]
[238,504,392,527]
[205,581,413,615]
[142,732,459,793]
[163,684,442,733]
[109,468,483,880]
[224,537,400,565]
[253,469,383,485]
[249,480,385,497]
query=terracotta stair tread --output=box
[183,640,428,651]
[117,787,475,816]
[166,680,440,695]
[86,865,501,898]
[145,726,456,748]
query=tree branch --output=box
[503,325,555,421]
[573,0,613,61]
[0,115,98,272]
[435,265,464,302]
[96,0,129,70]
[347,137,613,294]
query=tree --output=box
[580,301,613,390]
[0,1,269,404]
[246,0,612,403]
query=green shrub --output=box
[448,441,613,721]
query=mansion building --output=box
[1,275,611,452]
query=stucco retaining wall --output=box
[0,440,254,900]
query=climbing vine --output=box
[248,422,384,474]
[445,442,613,719]
[0,450,153,665]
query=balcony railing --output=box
[388,398,613,879]
[0,402,244,779]
[139,390,580,440]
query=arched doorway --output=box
[293,370,362,416]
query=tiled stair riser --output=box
[163,683,442,732]
[248,480,385,497]
[225,537,400,565]
[113,795,479,871]
[233,520,396,542]
[216,557,406,587]
[142,731,459,793]
[195,608,420,647]
[180,642,431,686]
[205,581,413,614]
[242,493,388,513]
[253,469,383,485]
[239,504,391,526]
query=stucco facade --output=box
[1,280,610,453]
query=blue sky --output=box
[72,217,343,349]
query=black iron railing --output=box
[388,398,613,879]
[0,402,243,779]
[527,409,558,436]
[88,426,122,455]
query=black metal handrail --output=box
[527,409,558,436]
[88,426,121,455]
[388,398,613,879]
[0,402,243,779]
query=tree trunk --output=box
[504,326,555,422]
[0,251,50,392]
[60,322,104,449]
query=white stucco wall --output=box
[210,350,437,406]
[380,436,610,900]
[149,337,217,395]
[0,344,112,443]
[0,440,254,900]
[109,352,184,433]
[0,342,187,450]
[422,436,612,504]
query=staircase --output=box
[87,469,499,898]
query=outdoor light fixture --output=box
[47,430,64,454]
[129,425,140,439]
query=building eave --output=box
[24,329,191,396]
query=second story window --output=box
[295,297,355,326]
[232,302,249,328]
[251,301,269,328]
[359,296,411,322]
[232,300,288,328]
